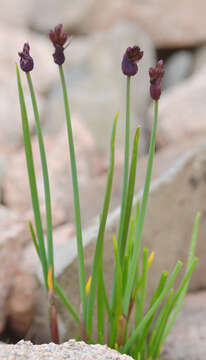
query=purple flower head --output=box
[149,60,164,101]
[18,43,34,72]
[121,46,143,77]
[49,24,71,65]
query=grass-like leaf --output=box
[122,260,182,353]
[119,127,140,262]
[123,101,159,317]
[86,112,118,338]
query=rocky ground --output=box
[0,0,206,358]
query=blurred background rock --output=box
[0,1,206,357]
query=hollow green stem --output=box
[26,72,54,278]
[58,65,87,323]
[16,65,48,290]
[118,76,131,261]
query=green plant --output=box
[17,26,200,359]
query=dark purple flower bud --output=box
[49,24,71,66]
[121,46,143,77]
[149,60,164,101]
[18,43,34,72]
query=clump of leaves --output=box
[17,24,200,359]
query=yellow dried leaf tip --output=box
[86,276,92,297]
[148,251,155,269]
[48,265,53,292]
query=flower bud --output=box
[121,46,143,77]
[149,60,164,101]
[18,43,34,72]
[49,24,70,66]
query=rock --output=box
[0,213,31,333]
[193,44,206,73]
[28,0,96,33]
[128,0,206,48]
[28,0,132,35]
[0,1,30,27]
[46,21,155,154]
[7,273,38,337]
[162,51,193,90]
[162,291,206,360]
[0,23,57,152]
[36,140,206,337]
[148,66,206,148]
[0,340,133,359]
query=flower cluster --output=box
[49,24,69,65]
[149,60,164,101]
[121,46,143,77]
[18,43,34,72]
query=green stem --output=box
[16,65,48,290]
[118,76,131,261]
[111,76,131,313]
[123,100,159,317]
[26,72,54,276]
[58,65,87,323]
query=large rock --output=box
[0,206,35,335]
[162,291,206,360]
[46,21,155,154]
[0,1,30,27]
[0,23,57,152]
[148,66,206,148]
[28,0,96,33]
[128,0,206,48]
[34,141,206,338]
[28,0,132,35]
[0,340,133,360]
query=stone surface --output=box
[0,340,133,360]
[148,66,206,148]
[193,44,206,73]
[38,141,206,337]
[0,213,31,333]
[128,0,206,48]
[7,273,37,338]
[46,21,155,154]
[0,23,57,152]
[0,0,30,27]
[162,51,193,90]
[27,0,133,35]
[29,0,96,33]
[162,291,206,360]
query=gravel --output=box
[0,340,134,360]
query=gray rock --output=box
[162,291,206,360]
[0,340,133,360]
[45,21,155,154]
[162,51,193,90]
